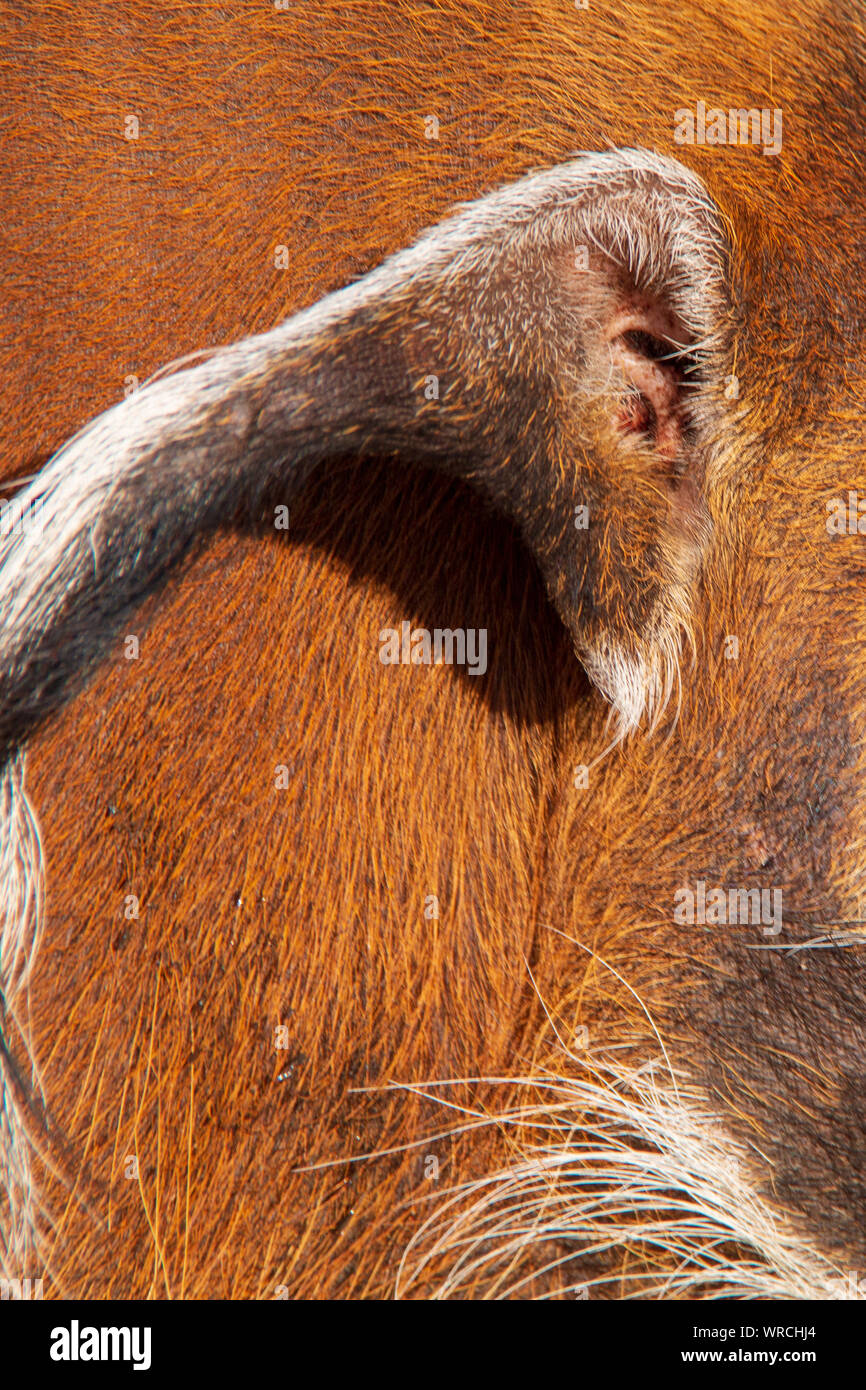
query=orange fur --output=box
[3,0,866,1297]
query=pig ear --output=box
[0,149,730,761]
[546,154,732,738]
[386,147,731,735]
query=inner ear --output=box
[607,299,699,470]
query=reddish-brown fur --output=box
[3,0,866,1296]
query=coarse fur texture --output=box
[0,147,727,759]
[388,1059,854,1301]
[1,0,866,1300]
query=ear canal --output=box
[0,148,729,758]
[608,312,698,465]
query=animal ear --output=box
[405,153,730,734]
[279,149,731,737]
[459,150,733,735]
[0,149,729,760]
[297,150,730,742]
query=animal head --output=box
[3,0,866,1304]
